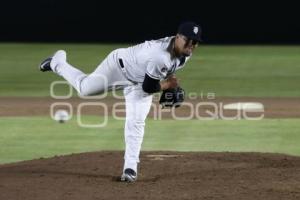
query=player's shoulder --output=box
[148,50,170,67]
[151,36,173,44]
[148,37,173,59]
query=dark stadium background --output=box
[1,0,299,44]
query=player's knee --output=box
[78,88,105,96]
[78,89,92,96]
[77,76,107,96]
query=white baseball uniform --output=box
[51,36,190,173]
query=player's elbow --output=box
[142,85,159,94]
[142,74,161,94]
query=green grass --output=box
[0,43,126,96]
[0,43,300,97]
[1,43,298,165]
[178,45,300,97]
[0,116,299,164]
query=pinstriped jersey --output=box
[116,36,190,83]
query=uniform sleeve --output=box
[142,74,161,93]
[146,61,168,80]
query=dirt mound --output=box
[1,151,300,200]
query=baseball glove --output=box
[159,87,185,108]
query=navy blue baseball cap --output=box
[177,21,202,42]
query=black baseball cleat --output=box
[120,168,137,182]
[39,57,52,72]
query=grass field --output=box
[0,43,300,97]
[0,116,300,163]
[0,43,299,164]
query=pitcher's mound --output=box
[1,151,300,200]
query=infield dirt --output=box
[1,97,299,118]
[1,151,300,200]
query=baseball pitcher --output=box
[39,21,202,182]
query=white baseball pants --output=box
[53,49,153,173]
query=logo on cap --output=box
[193,27,199,34]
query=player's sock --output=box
[50,50,87,94]
[50,50,67,73]
[123,160,138,174]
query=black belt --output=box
[118,58,125,69]
[118,58,138,84]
